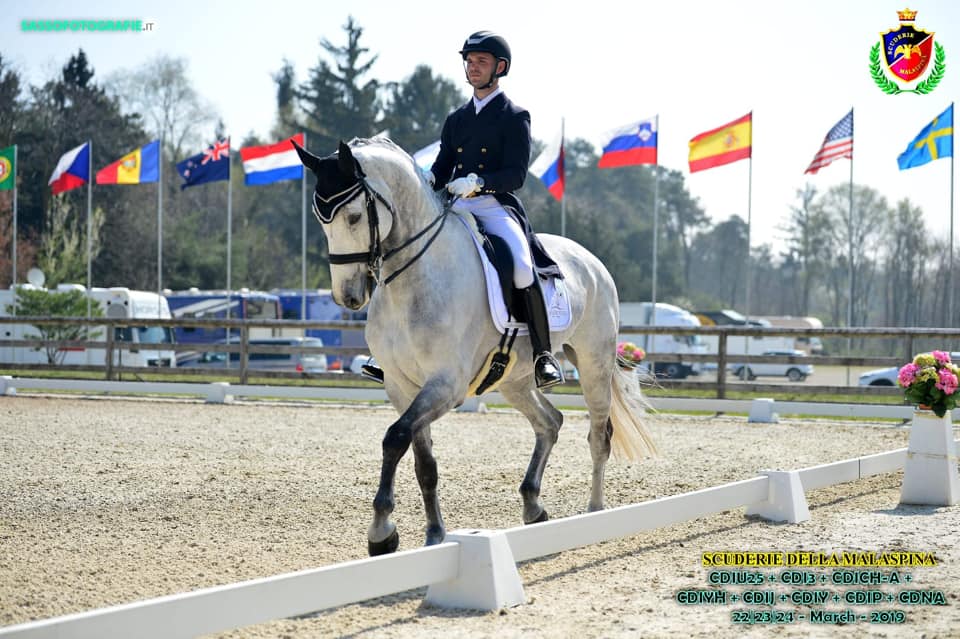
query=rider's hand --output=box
[424,170,435,187]
[446,173,482,197]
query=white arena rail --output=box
[2,376,951,421]
[2,436,956,639]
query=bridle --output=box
[312,159,451,288]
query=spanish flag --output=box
[96,140,160,184]
[688,113,752,173]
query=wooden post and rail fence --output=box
[3,316,960,399]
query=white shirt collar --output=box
[472,87,503,114]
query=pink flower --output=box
[933,350,952,365]
[936,368,958,395]
[898,363,920,387]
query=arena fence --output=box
[1,436,956,639]
[2,375,955,422]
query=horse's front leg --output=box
[413,426,444,545]
[368,376,457,556]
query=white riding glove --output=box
[424,170,435,187]
[446,173,483,197]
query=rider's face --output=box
[464,52,502,88]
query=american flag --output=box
[805,110,853,174]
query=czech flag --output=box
[598,117,657,168]
[688,113,752,173]
[96,140,160,184]
[529,131,564,201]
[239,133,305,185]
[49,142,90,194]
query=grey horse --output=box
[294,138,656,556]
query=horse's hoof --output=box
[368,530,400,556]
[525,509,549,524]
[425,525,446,546]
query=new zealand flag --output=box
[176,138,230,189]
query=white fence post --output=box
[425,529,525,610]
[746,470,809,523]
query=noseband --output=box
[312,158,450,287]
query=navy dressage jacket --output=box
[430,93,562,279]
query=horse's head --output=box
[294,140,395,310]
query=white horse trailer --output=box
[0,285,176,368]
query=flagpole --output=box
[301,131,308,319]
[11,144,17,295]
[157,136,164,318]
[848,107,854,330]
[744,116,753,324]
[86,140,93,319]
[950,101,955,325]
[560,117,566,238]
[650,115,660,355]
[226,140,233,321]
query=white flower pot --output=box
[900,409,960,506]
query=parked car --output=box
[730,349,813,381]
[180,337,327,375]
[858,351,960,387]
[858,367,898,386]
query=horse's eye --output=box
[347,213,362,226]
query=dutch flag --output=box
[239,133,305,186]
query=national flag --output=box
[0,145,14,191]
[412,140,441,170]
[49,142,90,194]
[176,138,230,189]
[898,104,954,170]
[598,117,657,168]
[96,140,160,185]
[239,133,304,185]
[529,131,564,200]
[805,110,853,174]
[688,113,752,173]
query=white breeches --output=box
[453,195,535,289]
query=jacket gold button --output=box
[478,164,484,169]
[481,148,487,153]
[457,147,463,153]
[457,163,463,168]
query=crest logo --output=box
[870,8,946,94]
[0,157,11,185]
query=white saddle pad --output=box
[456,216,572,335]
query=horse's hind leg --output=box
[368,376,456,556]
[499,384,563,524]
[564,344,613,512]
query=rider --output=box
[426,30,564,389]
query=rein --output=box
[314,168,451,288]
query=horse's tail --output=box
[608,366,659,461]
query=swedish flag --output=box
[898,104,953,170]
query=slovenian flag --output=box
[598,117,658,168]
[96,140,160,185]
[239,133,305,185]
[529,130,564,201]
[49,142,90,194]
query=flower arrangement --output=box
[898,350,960,417]
[617,341,646,369]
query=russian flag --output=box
[239,133,305,185]
[598,117,658,168]
[96,140,160,185]
[49,142,90,194]
[529,131,564,201]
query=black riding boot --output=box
[521,281,564,389]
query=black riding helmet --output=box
[459,31,511,79]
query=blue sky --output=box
[4,0,959,252]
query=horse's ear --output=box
[292,140,322,175]
[337,141,356,178]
